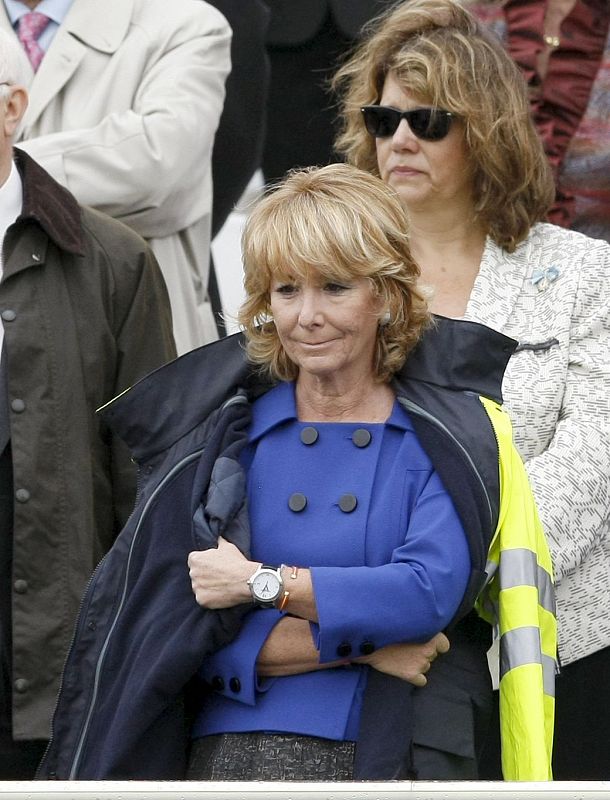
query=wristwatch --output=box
[247,564,284,607]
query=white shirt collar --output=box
[4,0,74,27]
[0,159,23,357]
[0,159,23,266]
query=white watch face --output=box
[251,570,281,601]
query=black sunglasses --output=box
[361,105,454,142]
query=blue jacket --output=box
[38,316,516,780]
[193,382,471,742]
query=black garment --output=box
[265,0,391,43]
[0,727,46,779]
[411,612,492,779]
[0,367,43,776]
[206,0,270,335]
[0,444,13,735]
[262,1,393,182]
[209,0,270,237]
[0,444,47,778]
[553,646,610,779]
[0,358,10,694]
[263,11,350,182]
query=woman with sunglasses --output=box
[334,0,610,781]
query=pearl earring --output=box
[380,310,391,326]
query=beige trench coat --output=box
[4,0,231,354]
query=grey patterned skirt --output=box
[187,733,355,781]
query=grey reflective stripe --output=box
[484,558,498,584]
[542,654,556,698]
[499,627,556,697]
[537,564,556,615]
[480,596,497,620]
[500,626,540,678]
[499,548,537,588]
[498,549,555,614]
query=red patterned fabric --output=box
[17,12,50,72]
[469,0,610,239]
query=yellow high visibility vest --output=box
[477,397,556,781]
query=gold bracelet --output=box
[277,590,290,611]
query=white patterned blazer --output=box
[463,222,610,665]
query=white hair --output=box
[0,27,30,99]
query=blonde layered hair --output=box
[239,164,430,383]
[333,0,555,251]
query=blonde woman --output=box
[39,165,551,782]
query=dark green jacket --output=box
[0,149,175,739]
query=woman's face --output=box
[269,272,383,385]
[374,73,475,214]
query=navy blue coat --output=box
[38,317,515,780]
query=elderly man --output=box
[2,0,231,354]
[0,29,176,777]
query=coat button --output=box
[13,579,28,594]
[359,641,375,656]
[288,493,307,512]
[211,676,225,691]
[14,678,28,693]
[11,399,25,413]
[352,429,372,448]
[1,310,16,322]
[300,426,318,445]
[337,642,352,658]
[229,677,241,693]
[338,493,357,513]
[15,488,30,503]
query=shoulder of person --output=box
[78,205,158,277]
[523,222,610,279]
[129,0,231,36]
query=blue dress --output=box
[193,381,470,741]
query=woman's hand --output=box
[353,633,450,687]
[188,537,255,609]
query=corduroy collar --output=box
[13,147,84,255]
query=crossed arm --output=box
[188,537,450,687]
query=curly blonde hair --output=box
[239,164,430,383]
[333,0,554,252]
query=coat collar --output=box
[54,0,133,53]
[11,147,83,255]
[465,234,532,333]
[398,315,516,405]
[101,316,517,462]
[247,380,416,443]
[247,380,296,443]
[1,0,134,131]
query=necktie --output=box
[17,12,51,72]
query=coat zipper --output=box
[66,392,248,778]
[397,396,494,529]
